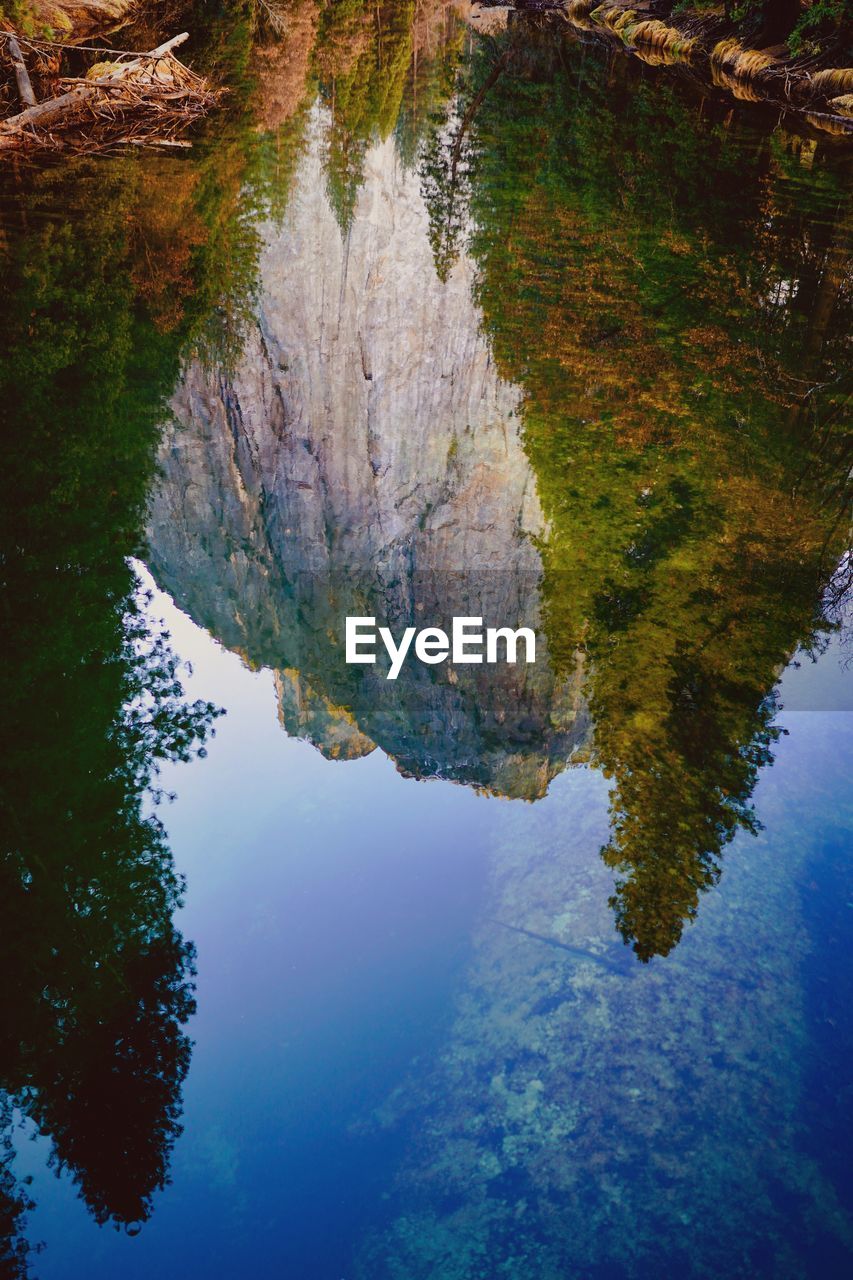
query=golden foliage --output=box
[252,0,321,130]
[710,38,777,102]
[128,161,208,332]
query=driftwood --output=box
[87,30,189,82]
[1,86,94,136]
[0,31,218,152]
[5,34,36,108]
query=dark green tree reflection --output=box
[0,1105,32,1280]
[315,0,417,231]
[426,23,852,959]
[0,161,223,1268]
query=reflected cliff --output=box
[0,4,851,1276]
[148,107,585,801]
[147,18,851,965]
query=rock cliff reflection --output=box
[148,71,851,964]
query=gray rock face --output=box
[148,109,588,798]
[273,668,376,762]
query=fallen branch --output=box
[0,86,93,135]
[125,136,191,148]
[92,31,189,81]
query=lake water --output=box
[1,6,851,1278]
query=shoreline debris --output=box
[0,30,220,153]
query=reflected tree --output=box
[314,0,444,231]
[420,41,516,281]
[0,159,223,1267]
[0,1106,33,1280]
[312,0,412,228]
[395,0,466,169]
[435,23,853,958]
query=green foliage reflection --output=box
[0,157,224,1267]
[429,26,852,959]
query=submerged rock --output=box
[353,749,853,1278]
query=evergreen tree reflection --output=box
[0,160,222,1267]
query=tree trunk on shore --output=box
[5,36,37,109]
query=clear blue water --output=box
[10,589,853,1278]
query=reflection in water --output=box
[353,729,853,1279]
[457,23,853,960]
[0,2,851,1277]
[149,28,851,962]
[148,108,585,800]
[0,162,222,1268]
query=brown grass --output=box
[590,4,637,35]
[623,19,698,64]
[810,67,853,97]
[709,38,777,101]
[564,0,596,28]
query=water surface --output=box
[0,6,851,1278]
